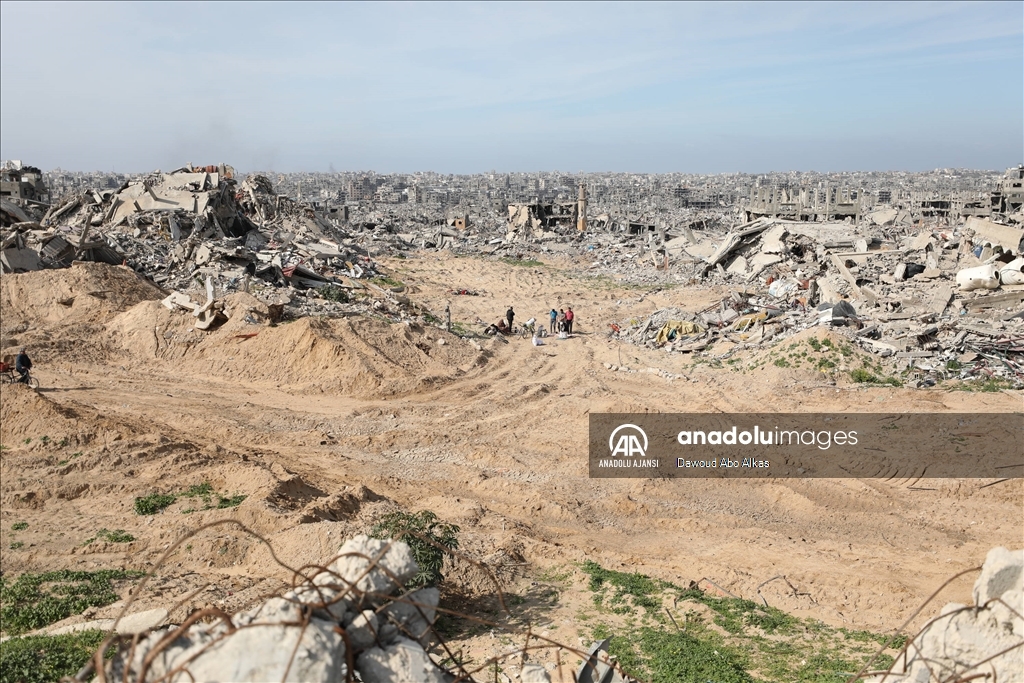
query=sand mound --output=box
[1,263,166,328]
[1,263,167,365]
[107,308,484,398]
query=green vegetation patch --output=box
[83,528,135,545]
[579,562,901,683]
[370,510,460,588]
[135,483,246,515]
[0,569,145,635]
[370,276,404,288]
[0,629,111,683]
[133,493,176,515]
[11,522,28,531]
[319,284,350,303]
[849,368,902,387]
[499,257,544,267]
[949,376,1018,392]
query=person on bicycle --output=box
[15,348,32,384]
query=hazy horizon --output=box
[2,1,1021,174]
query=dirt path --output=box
[1,257,1021,641]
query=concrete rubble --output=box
[3,163,1021,385]
[867,546,1023,683]
[606,211,1024,388]
[100,534,458,683]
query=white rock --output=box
[330,535,419,598]
[521,662,552,682]
[356,637,448,683]
[346,609,380,651]
[381,587,439,647]
[973,547,1023,607]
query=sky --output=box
[1,1,1021,174]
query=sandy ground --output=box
[1,257,1020,663]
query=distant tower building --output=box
[577,183,587,232]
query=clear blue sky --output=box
[1,1,1021,173]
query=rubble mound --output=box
[869,546,1023,682]
[102,535,455,683]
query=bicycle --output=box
[519,321,537,339]
[0,363,39,389]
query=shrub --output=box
[370,510,460,588]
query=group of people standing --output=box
[549,307,574,334]
[501,306,576,336]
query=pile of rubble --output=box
[0,167,463,326]
[97,534,558,683]
[610,214,1024,387]
[3,166,384,287]
[867,546,1023,683]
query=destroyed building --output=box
[505,184,587,240]
[1,161,49,204]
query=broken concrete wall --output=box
[867,547,1023,683]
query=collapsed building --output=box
[505,185,587,239]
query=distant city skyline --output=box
[1,1,1021,174]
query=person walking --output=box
[565,307,575,335]
[506,306,515,332]
[549,308,557,334]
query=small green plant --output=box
[11,522,28,531]
[86,529,134,544]
[216,494,246,509]
[134,493,176,515]
[39,436,49,447]
[850,368,874,382]
[807,338,822,351]
[370,276,404,288]
[0,629,111,683]
[319,285,350,303]
[23,438,31,445]
[71,452,83,459]
[0,569,145,635]
[181,483,214,498]
[370,510,460,588]
[9,542,24,550]
[773,358,791,368]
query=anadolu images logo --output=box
[609,424,648,458]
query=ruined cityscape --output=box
[1,1,1022,682]
[1,155,1021,681]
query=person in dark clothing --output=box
[15,348,32,384]
[506,306,515,331]
[565,307,574,334]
